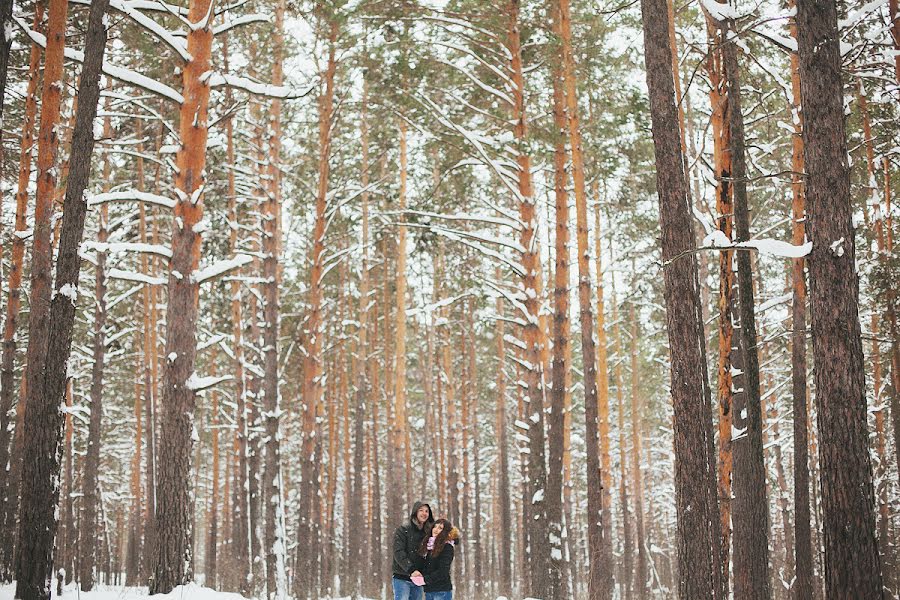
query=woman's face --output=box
[432,522,444,537]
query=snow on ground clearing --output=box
[0,583,375,600]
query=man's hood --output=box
[409,500,435,526]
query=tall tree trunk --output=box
[702,8,735,593]
[559,0,610,597]
[13,0,70,592]
[637,1,724,597]
[719,17,771,600]
[0,3,44,581]
[262,2,287,597]
[795,1,883,596]
[786,4,813,597]
[297,21,336,599]
[81,108,113,590]
[506,0,549,595]
[15,0,110,595]
[152,0,214,588]
[547,2,571,592]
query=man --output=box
[392,501,434,600]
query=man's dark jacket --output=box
[391,501,434,580]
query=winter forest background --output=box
[0,0,897,598]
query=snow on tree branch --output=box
[88,190,178,209]
[14,14,185,103]
[192,254,254,284]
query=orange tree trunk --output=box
[703,9,735,592]
[558,0,612,595]
[786,5,813,597]
[348,77,371,598]
[638,0,724,596]
[15,0,110,595]
[506,0,549,594]
[547,2,571,594]
[796,1,883,595]
[296,21,336,598]
[13,0,69,593]
[152,0,214,589]
[0,3,43,578]
[262,1,287,596]
[719,16,772,600]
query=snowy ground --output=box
[0,583,372,600]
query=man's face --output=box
[416,506,430,525]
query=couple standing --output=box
[391,501,460,600]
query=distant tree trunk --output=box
[547,1,571,592]
[15,0,109,595]
[629,302,647,599]
[59,382,75,584]
[796,1,883,596]
[719,17,771,600]
[638,0,724,597]
[391,115,410,529]
[612,285,633,600]
[81,110,113,590]
[207,381,220,589]
[494,267,513,599]
[0,3,44,581]
[348,77,371,600]
[222,32,251,592]
[786,5,813,597]
[151,0,214,589]
[593,202,615,600]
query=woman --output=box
[412,518,459,600]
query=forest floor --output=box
[0,583,372,600]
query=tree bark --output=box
[506,0,549,595]
[296,21,336,599]
[719,17,771,600]
[547,2,571,592]
[262,2,287,597]
[786,5,813,597]
[796,0,883,596]
[0,3,44,581]
[637,1,724,597]
[151,0,214,589]
[13,0,70,593]
[15,0,109,595]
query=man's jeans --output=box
[392,577,424,600]
[425,592,452,600]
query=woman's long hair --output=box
[419,518,454,557]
